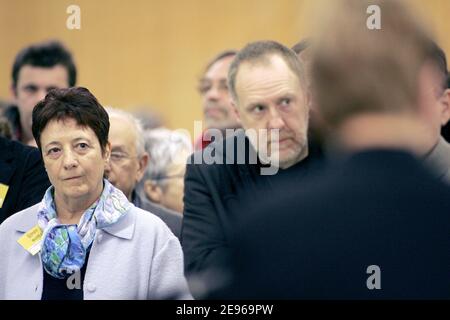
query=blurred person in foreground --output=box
[0,87,191,300]
[213,0,450,299]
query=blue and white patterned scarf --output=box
[37,179,131,279]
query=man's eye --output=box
[280,98,291,106]
[218,82,229,91]
[252,105,265,114]
[198,84,212,94]
[23,85,38,94]
[110,152,127,163]
[111,152,124,159]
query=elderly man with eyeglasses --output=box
[104,107,182,239]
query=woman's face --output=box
[40,117,110,203]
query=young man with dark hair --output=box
[5,40,77,145]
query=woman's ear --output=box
[144,180,163,204]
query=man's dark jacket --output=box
[0,136,50,223]
[182,129,323,278]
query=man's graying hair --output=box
[311,0,434,129]
[106,107,145,156]
[228,40,306,102]
[142,128,192,189]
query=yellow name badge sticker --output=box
[0,183,9,208]
[18,225,43,256]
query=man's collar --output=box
[423,137,450,180]
[102,207,136,240]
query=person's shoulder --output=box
[140,198,181,223]
[135,196,181,226]
[129,206,181,253]
[0,203,39,234]
[131,205,177,238]
[0,136,40,161]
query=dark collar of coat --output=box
[423,137,450,181]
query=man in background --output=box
[4,40,76,145]
[183,40,320,298]
[194,50,240,150]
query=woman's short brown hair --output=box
[32,87,109,153]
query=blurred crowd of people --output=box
[1,0,450,300]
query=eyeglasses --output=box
[110,152,137,164]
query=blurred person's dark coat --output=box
[0,136,50,223]
[212,149,450,299]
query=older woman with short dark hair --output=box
[0,87,192,300]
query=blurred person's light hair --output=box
[310,0,434,130]
[142,128,193,189]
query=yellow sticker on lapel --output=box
[0,183,9,208]
[17,225,43,256]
